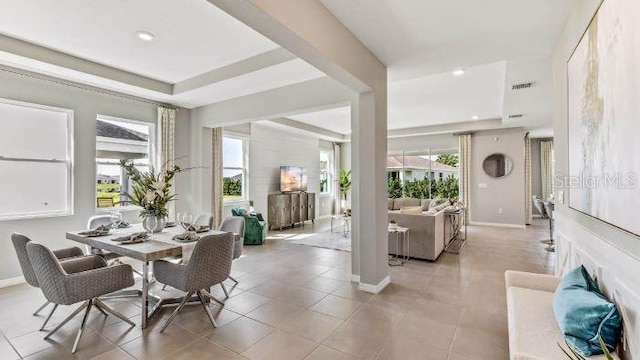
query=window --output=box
[95,115,154,208]
[223,135,248,202]
[319,151,332,194]
[0,98,74,220]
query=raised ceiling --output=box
[320,0,575,81]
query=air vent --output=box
[512,82,534,90]
[508,114,524,119]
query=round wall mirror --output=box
[482,153,513,178]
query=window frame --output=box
[95,114,156,211]
[319,150,333,195]
[0,98,74,221]
[223,133,249,204]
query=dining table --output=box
[66,224,229,329]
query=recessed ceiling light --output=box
[136,31,155,41]
[471,115,480,120]
[452,69,465,76]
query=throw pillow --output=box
[552,266,622,356]
[400,206,422,215]
[421,199,431,211]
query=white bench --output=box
[505,271,619,360]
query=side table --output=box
[331,215,351,238]
[388,225,409,266]
[444,207,467,254]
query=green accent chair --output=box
[231,208,267,245]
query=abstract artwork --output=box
[568,0,640,235]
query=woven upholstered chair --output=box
[86,215,124,262]
[218,216,245,297]
[154,233,234,333]
[194,213,214,229]
[26,242,135,353]
[11,233,106,330]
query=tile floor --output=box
[0,218,555,359]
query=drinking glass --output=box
[179,213,193,231]
[145,216,158,234]
[109,211,122,229]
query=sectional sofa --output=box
[387,198,452,261]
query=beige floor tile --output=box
[276,287,328,308]
[207,317,274,353]
[377,336,449,360]
[173,303,242,335]
[249,280,294,298]
[323,320,390,359]
[310,295,363,320]
[395,316,457,351]
[303,277,347,293]
[304,345,357,360]
[242,330,318,360]
[450,327,509,360]
[118,323,200,360]
[457,307,508,338]
[246,300,305,327]
[223,292,272,315]
[407,298,462,326]
[348,304,405,332]
[88,347,135,360]
[280,310,343,343]
[331,282,373,303]
[164,337,245,359]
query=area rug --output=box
[272,231,351,252]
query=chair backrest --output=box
[26,242,69,304]
[194,213,214,229]
[97,197,114,208]
[11,233,40,288]
[87,215,112,229]
[543,201,554,219]
[219,216,245,259]
[184,233,234,291]
[532,195,547,217]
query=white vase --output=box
[142,215,166,233]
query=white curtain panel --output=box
[458,134,472,223]
[333,142,341,215]
[525,134,532,225]
[540,140,554,201]
[158,107,176,221]
[211,127,224,228]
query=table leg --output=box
[141,261,149,329]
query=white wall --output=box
[553,1,640,357]
[216,123,322,224]
[470,128,526,226]
[0,69,191,282]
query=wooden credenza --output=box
[268,192,316,230]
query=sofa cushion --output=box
[553,266,622,356]
[399,206,422,215]
[420,199,431,211]
[388,199,395,210]
[393,198,421,210]
[428,198,445,211]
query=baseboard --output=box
[533,214,543,219]
[350,274,360,283]
[358,275,390,294]
[470,221,526,229]
[0,276,24,288]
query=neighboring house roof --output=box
[97,120,149,142]
[387,156,458,172]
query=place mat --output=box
[78,225,110,237]
[112,232,149,244]
[172,231,200,243]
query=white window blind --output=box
[0,98,74,220]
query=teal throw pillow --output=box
[552,266,622,356]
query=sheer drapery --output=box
[541,140,554,201]
[458,134,472,223]
[525,134,532,225]
[158,107,176,220]
[333,143,341,215]
[211,127,224,228]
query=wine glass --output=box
[179,213,193,232]
[145,216,158,234]
[109,211,122,230]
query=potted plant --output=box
[120,160,182,233]
[389,219,397,231]
[338,168,351,208]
